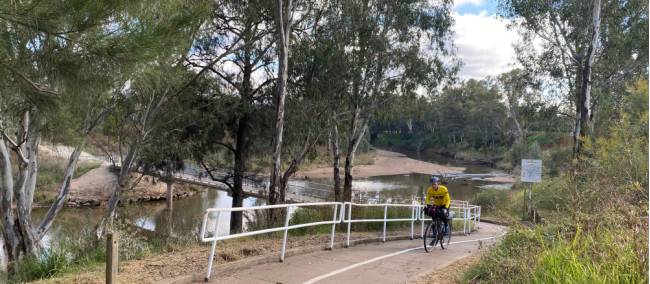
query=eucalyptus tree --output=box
[499,0,648,157]
[327,0,456,201]
[0,0,182,268]
[267,2,342,202]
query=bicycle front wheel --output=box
[443,220,452,248]
[423,222,438,253]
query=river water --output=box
[1,153,512,269]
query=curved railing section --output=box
[199,200,481,281]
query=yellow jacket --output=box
[425,185,450,208]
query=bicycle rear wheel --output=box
[423,222,438,253]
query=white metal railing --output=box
[342,202,420,247]
[200,202,343,281]
[199,200,481,281]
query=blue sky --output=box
[451,0,519,79]
[455,0,498,15]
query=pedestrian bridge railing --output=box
[199,200,481,281]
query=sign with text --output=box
[521,159,542,183]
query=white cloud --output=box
[452,11,520,79]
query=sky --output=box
[452,0,520,80]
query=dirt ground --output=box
[296,150,466,180]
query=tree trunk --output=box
[14,110,38,256]
[35,137,87,240]
[25,121,40,218]
[269,0,293,206]
[0,136,20,267]
[230,182,244,234]
[279,133,317,201]
[166,181,173,210]
[231,114,249,234]
[96,144,137,239]
[329,118,341,202]
[573,0,602,157]
[343,106,368,202]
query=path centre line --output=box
[302,231,507,284]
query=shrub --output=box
[473,189,508,212]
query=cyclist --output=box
[425,176,450,235]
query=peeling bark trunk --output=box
[329,117,341,202]
[573,0,602,157]
[25,132,39,217]
[0,136,20,266]
[343,106,368,202]
[15,110,38,255]
[269,0,294,206]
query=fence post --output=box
[205,212,221,281]
[106,232,118,284]
[280,206,292,262]
[346,203,352,248]
[382,204,388,242]
[329,204,339,250]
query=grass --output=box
[9,228,105,283]
[464,223,648,284]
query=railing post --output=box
[474,206,478,231]
[205,211,221,282]
[346,203,352,248]
[476,206,481,229]
[462,206,467,235]
[382,204,388,242]
[420,205,425,238]
[329,203,339,250]
[280,206,292,262]
[106,232,118,284]
[410,204,414,240]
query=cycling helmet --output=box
[429,175,440,183]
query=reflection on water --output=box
[24,189,259,252]
[356,173,494,203]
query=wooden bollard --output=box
[106,232,118,284]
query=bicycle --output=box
[423,206,452,252]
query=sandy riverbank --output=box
[296,149,466,179]
[65,165,195,207]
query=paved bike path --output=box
[206,223,506,284]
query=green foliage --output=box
[473,189,509,212]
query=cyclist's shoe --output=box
[429,239,436,246]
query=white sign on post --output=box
[521,159,542,183]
